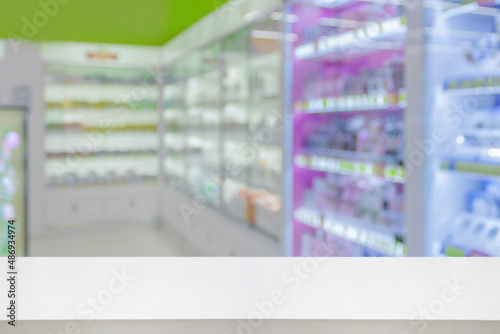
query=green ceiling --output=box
[0,0,228,46]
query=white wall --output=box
[0,41,45,239]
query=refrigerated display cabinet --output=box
[0,107,27,256]
[286,0,500,257]
[163,60,188,191]
[423,0,500,256]
[287,0,407,256]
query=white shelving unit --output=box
[40,43,162,230]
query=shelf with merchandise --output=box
[223,142,254,171]
[247,52,281,101]
[222,177,253,222]
[166,130,186,147]
[46,151,158,159]
[46,174,158,189]
[223,128,249,141]
[441,76,500,97]
[439,213,500,257]
[223,41,281,70]
[163,101,186,109]
[294,16,406,60]
[249,177,282,196]
[45,155,159,188]
[45,82,157,90]
[247,186,283,239]
[248,114,285,144]
[295,153,405,183]
[45,100,158,110]
[46,114,158,129]
[163,83,186,106]
[249,145,283,194]
[43,64,160,189]
[45,62,157,79]
[45,124,157,133]
[44,89,158,108]
[45,78,157,87]
[294,206,405,256]
[45,154,159,166]
[302,147,402,165]
[440,159,500,178]
[432,0,500,21]
[222,104,249,139]
[164,156,185,175]
[184,165,222,207]
[294,166,405,239]
[45,104,159,120]
[295,91,406,114]
[185,79,220,107]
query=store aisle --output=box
[29,224,189,256]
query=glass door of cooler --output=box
[220,15,285,239]
[199,43,222,207]
[288,0,407,256]
[163,61,187,191]
[184,43,222,207]
[424,0,500,257]
[184,50,206,200]
[221,27,252,223]
[0,108,26,256]
[247,16,284,239]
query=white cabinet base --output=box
[160,186,281,256]
[43,184,159,230]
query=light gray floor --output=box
[29,223,189,256]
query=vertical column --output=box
[404,0,425,256]
[282,3,294,257]
[157,65,165,227]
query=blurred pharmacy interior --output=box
[1,0,500,257]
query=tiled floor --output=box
[29,223,189,256]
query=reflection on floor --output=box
[29,223,189,256]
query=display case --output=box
[423,0,500,256]
[162,13,284,240]
[0,107,27,256]
[163,60,188,190]
[186,43,222,207]
[44,65,159,188]
[245,17,284,238]
[163,43,222,206]
[288,0,407,256]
